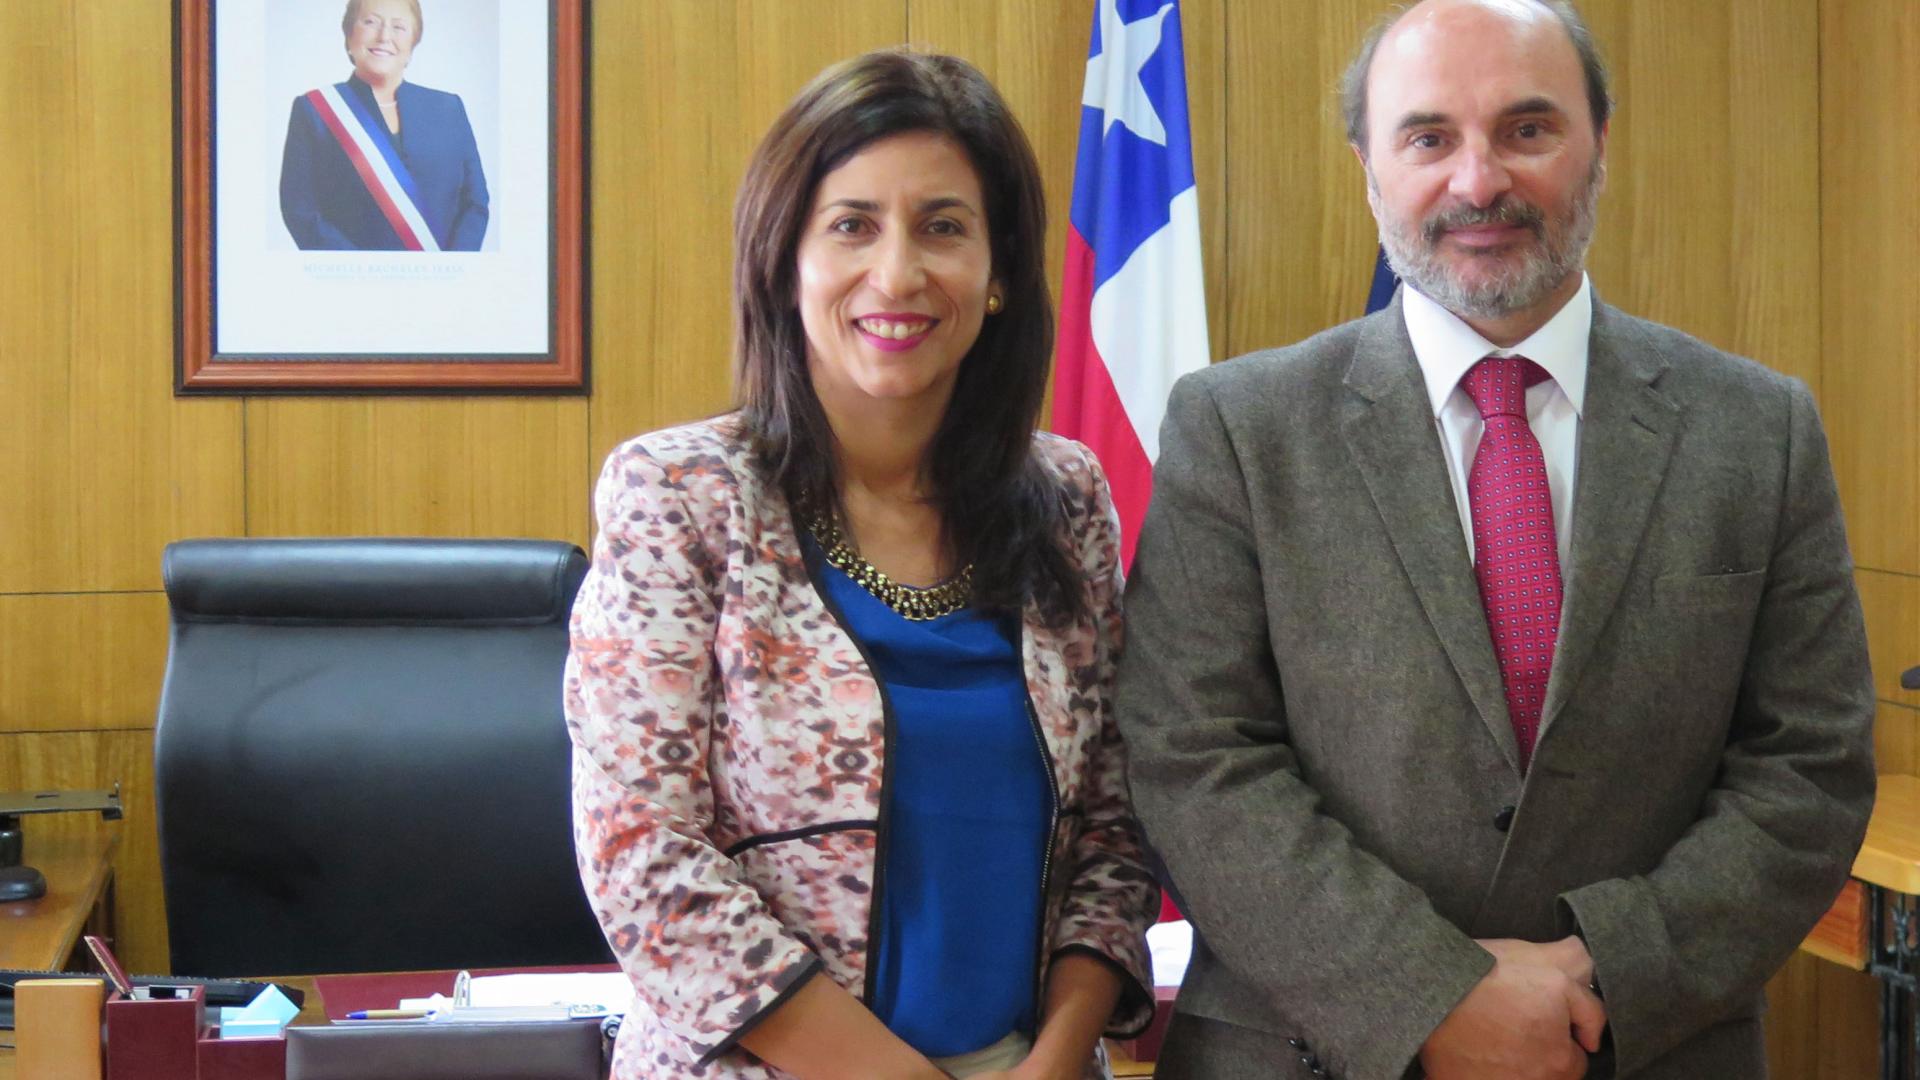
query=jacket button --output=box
[1493,805,1516,832]
[1287,1037,1306,1050]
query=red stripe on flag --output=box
[303,89,425,252]
[1051,226,1154,570]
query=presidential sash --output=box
[302,83,444,252]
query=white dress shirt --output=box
[1400,274,1592,566]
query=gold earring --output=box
[986,295,1003,315]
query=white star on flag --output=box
[1055,0,1209,573]
[1082,0,1173,146]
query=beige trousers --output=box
[929,1031,1032,1077]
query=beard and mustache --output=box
[1371,157,1603,321]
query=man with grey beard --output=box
[1114,1,1875,1078]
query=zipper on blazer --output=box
[1023,697,1062,911]
[1021,640,1062,1027]
[794,527,898,1007]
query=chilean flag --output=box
[1050,0,1210,569]
[1367,246,1400,314]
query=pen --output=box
[83,934,134,997]
[346,1009,432,1020]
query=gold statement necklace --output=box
[809,512,973,621]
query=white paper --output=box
[401,972,634,1016]
[1147,919,1193,987]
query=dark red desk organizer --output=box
[104,982,288,1080]
[106,984,204,1080]
[194,1031,286,1080]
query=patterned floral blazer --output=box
[566,417,1159,1079]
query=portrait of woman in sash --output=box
[278,0,490,251]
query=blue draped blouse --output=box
[812,549,1052,1057]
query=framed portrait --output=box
[175,0,587,393]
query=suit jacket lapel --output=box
[1341,296,1520,772]
[1539,301,1681,738]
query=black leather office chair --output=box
[155,538,612,976]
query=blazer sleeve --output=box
[1045,444,1160,1038]
[1556,378,1876,1075]
[278,97,357,251]
[566,443,821,1067]
[445,94,489,251]
[1115,375,1493,1079]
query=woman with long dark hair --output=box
[566,49,1157,1080]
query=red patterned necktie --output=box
[1463,356,1561,772]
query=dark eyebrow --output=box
[816,196,980,216]
[1501,96,1563,119]
[1393,97,1565,135]
[1394,111,1450,134]
[918,196,978,216]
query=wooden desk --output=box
[0,828,118,1075]
[1855,774,1920,1080]
[1854,774,1920,895]
[1108,1040,1154,1076]
[1804,775,1920,971]
[1801,774,1920,1080]
[0,828,118,972]
[0,964,1149,1080]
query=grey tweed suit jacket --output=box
[1115,293,1876,1079]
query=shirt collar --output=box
[1401,272,1592,418]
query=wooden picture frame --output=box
[175,0,587,393]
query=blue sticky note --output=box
[218,1015,287,1039]
[217,984,300,1039]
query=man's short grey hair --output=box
[1340,0,1613,153]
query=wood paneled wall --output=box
[1,1,1911,1072]
[1782,2,1920,1076]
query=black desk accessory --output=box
[1902,665,1919,691]
[0,785,123,902]
[286,1018,606,1080]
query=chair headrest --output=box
[162,538,587,624]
